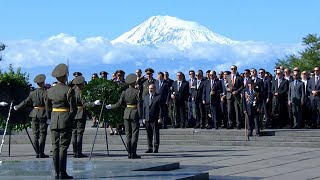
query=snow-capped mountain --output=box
[111,15,235,49]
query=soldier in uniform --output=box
[14,74,49,158]
[105,74,142,159]
[71,75,90,158]
[142,68,156,97]
[46,63,77,179]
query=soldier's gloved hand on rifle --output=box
[13,106,17,110]
[106,104,112,109]
[0,102,8,106]
[94,100,101,105]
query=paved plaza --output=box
[1,143,320,179]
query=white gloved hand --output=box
[94,100,101,105]
[158,118,162,124]
[106,104,112,109]
[143,119,146,124]
[13,106,17,110]
[0,102,8,106]
[46,119,51,125]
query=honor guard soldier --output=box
[143,68,156,97]
[46,63,77,179]
[103,74,142,159]
[14,74,49,158]
[71,75,90,158]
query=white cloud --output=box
[1,33,303,77]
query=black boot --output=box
[34,140,40,158]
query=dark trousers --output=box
[247,112,260,135]
[145,121,160,150]
[160,104,169,128]
[291,103,302,127]
[262,99,272,127]
[51,128,72,175]
[32,117,48,156]
[124,119,140,156]
[302,101,311,126]
[72,118,86,155]
[227,96,241,127]
[195,101,206,127]
[206,103,220,127]
[188,100,195,127]
[175,101,187,127]
[221,99,228,127]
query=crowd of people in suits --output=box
[83,65,320,138]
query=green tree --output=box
[277,34,320,72]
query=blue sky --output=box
[1,0,319,43]
[0,0,319,85]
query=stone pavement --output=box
[1,143,320,179]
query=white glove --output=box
[158,118,162,124]
[46,119,51,125]
[0,102,8,106]
[106,104,112,109]
[94,100,101,105]
[14,106,17,110]
[143,119,146,124]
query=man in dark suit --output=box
[307,66,320,128]
[143,84,162,153]
[272,69,289,128]
[171,71,189,128]
[203,70,222,129]
[164,71,175,126]
[188,70,196,128]
[288,71,305,128]
[155,72,170,129]
[243,79,263,136]
[226,65,244,129]
[46,64,77,179]
[220,71,229,128]
[259,68,272,128]
[193,70,206,129]
[301,71,311,127]
[14,74,49,159]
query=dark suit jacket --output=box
[271,78,289,103]
[242,88,262,116]
[172,80,189,103]
[288,80,305,104]
[192,79,206,103]
[261,77,272,100]
[155,80,170,104]
[15,87,48,118]
[307,76,320,101]
[143,93,162,122]
[203,78,222,104]
[226,74,243,99]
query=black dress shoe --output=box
[73,153,78,158]
[145,149,153,153]
[215,126,219,130]
[237,126,241,130]
[39,154,49,158]
[226,126,233,129]
[153,149,158,153]
[55,175,59,179]
[131,154,141,159]
[256,133,261,137]
[206,126,212,129]
[173,125,180,128]
[109,132,114,135]
[78,153,88,158]
[60,173,73,179]
[36,154,39,158]
[194,124,201,129]
[247,132,253,136]
[128,155,132,159]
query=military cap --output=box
[116,70,125,75]
[125,74,137,84]
[73,72,82,77]
[145,68,154,74]
[293,67,300,72]
[100,71,109,75]
[52,63,68,78]
[34,74,46,83]
[72,76,85,85]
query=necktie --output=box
[294,80,297,87]
[149,94,153,106]
[278,79,281,88]
[244,78,247,86]
[190,79,193,88]
[316,76,319,85]
[197,80,201,89]
[159,81,162,88]
[178,81,181,91]
[211,79,214,89]
[232,75,235,85]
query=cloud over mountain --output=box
[1,15,303,77]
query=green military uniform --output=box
[15,74,49,158]
[71,76,91,158]
[110,74,142,159]
[142,68,156,97]
[46,63,77,179]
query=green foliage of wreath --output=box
[81,78,127,126]
[0,65,33,131]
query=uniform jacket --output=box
[73,86,94,120]
[15,87,48,118]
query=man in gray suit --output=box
[288,71,305,128]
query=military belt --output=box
[52,108,70,112]
[127,104,137,108]
[34,106,45,109]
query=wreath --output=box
[0,65,33,131]
[81,78,127,126]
